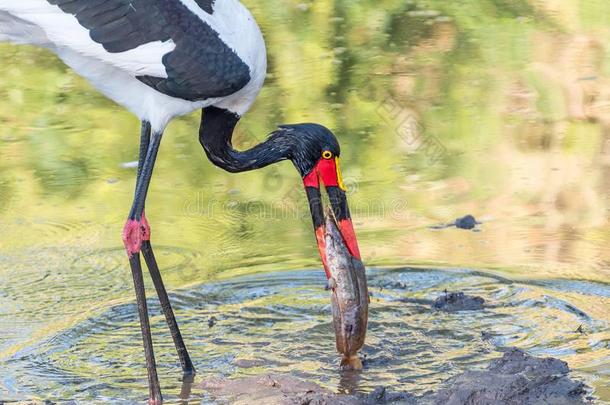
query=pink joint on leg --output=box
[122,219,143,257]
[122,214,152,256]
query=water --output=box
[2,267,608,403]
[1,0,610,403]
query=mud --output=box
[454,215,479,230]
[432,291,485,311]
[200,348,591,404]
[200,374,359,405]
[428,348,590,405]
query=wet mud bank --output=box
[200,348,592,404]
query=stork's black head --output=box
[274,123,341,178]
[199,106,361,272]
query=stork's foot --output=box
[122,213,151,256]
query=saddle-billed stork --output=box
[0,0,362,403]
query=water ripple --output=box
[1,267,608,403]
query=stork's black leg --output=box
[129,127,162,221]
[135,121,152,191]
[134,122,196,377]
[123,123,165,404]
[142,241,196,376]
[129,253,163,404]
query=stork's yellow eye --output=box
[322,151,333,160]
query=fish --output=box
[324,209,369,370]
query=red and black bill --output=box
[303,155,361,278]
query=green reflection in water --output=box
[0,0,609,402]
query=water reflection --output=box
[178,374,195,404]
[337,369,363,396]
[1,0,610,403]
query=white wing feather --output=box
[0,1,173,78]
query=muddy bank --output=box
[200,348,591,404]
[428,348,590,405]
[201,375,360,405]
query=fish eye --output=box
[322,150,333,160]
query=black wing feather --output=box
[46,0,251,101]
[195,0,216,14]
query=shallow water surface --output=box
[2,266,609,403]
[1,0,610,403]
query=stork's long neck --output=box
[199,106,291,173]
